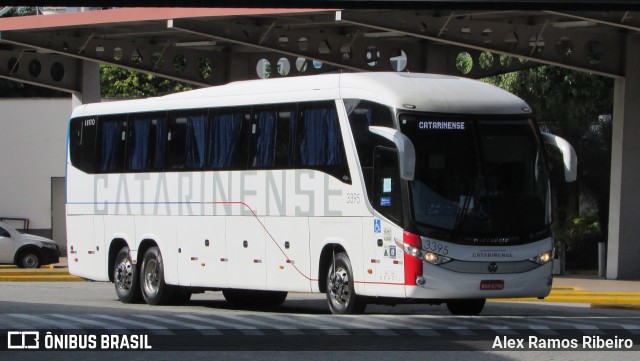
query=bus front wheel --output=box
[114,247,142,303]
[446,299,486,315]
[140,246,174,305]
[326,252,366,315]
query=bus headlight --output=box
[396,239,451,265]
[529,251,553,265]
[424,252,451,265]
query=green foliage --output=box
[100,65,193,99]
[556,212,602,269]
[1,7,37,17]
[455,52,472,74]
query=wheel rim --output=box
[23,254,39,268]
[115,257,133,292]
[143,258,159,295]
[328,265,351,307]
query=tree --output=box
[100,65,193,99]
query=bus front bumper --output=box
[405,262,553,300]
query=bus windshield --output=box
[399,114,550,240]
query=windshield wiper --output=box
[451,181,474,242]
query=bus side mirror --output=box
[541,132,577,183]
[369,126,415,181]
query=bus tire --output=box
[446,298,486,315]
[113,247,142,303]
[140,246,175,305]
[326,252,367,314]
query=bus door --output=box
[366,148,406,297]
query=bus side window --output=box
[373,147,403,225]
[69,117,97,173]
[275,108,296,168]
[165,111,207,170]
[296,101,351,183]
[127,113,166,172]
[250,108,277,168]
[207,107,250,170]
[345,99,396,198]
[96,115,127,173]
[249,104,296,169]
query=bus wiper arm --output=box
[451,182,474,242]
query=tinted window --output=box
[207,107,250,170]
[69,117,97,173]
[295,102,350,183]
[96,115,127,173]
[0,227,10,237]
[250,104,297,169]
[126,113,166,171]
[373,148,403,225]
[165,110,207,170]
[296,102,344,167]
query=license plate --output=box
[480,280,504,290]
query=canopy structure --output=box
[0,6,639,279]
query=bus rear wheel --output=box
[446,299,486,315]
[326,252,366,314]
[114,246,142,303]
[140,246,175,305]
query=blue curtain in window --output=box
[325,109,343,166]
[300,109,322,166]
[98,120,122,171]
[129,118,150,170]
[186,115,206,169]
[300,108,342,166]
[210,113,243,168]
[288,112,297,166]
[153,119,165,170]
[255,111,276,167]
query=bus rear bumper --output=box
[405,262,553,300]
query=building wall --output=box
[0,98,72,241]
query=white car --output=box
[0,221,60,268]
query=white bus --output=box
[66,72,576,315]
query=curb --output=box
[0,267,83,282]
[491,288,640,309]
[0,275,84,282]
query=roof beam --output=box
[544,10,640,33]
[0,30,218,87]
[168,19,370,73]
[337,10,624,78]
[0,49,79,92]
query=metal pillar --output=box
[607,34,640,279]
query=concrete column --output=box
[71,60,101,110]
[607,34,640,279]
[423,42,450,75]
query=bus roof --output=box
[72,72,531,118]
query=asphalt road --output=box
[1,282,639,360]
